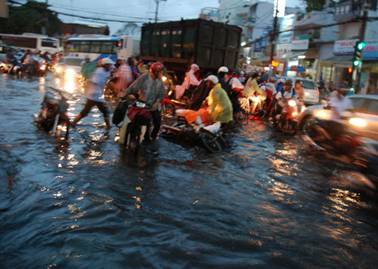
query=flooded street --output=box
[1,74,378,269]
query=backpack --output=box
[112,99,129,125]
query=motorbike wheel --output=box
[125,123,141,155]
[199,130,223,153]
[278,117,296,135]
[162,103,175,118]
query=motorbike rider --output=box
[272,79,295,118]
[293,80,305,102]
[125,62,165,142]
[175,63,201,100]
[72,58,114,129]
[111,59,133,96]
[218,66,241,119]
[243,73,266,115]
[316,82,353,140]
[329,82,353,120]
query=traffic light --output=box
[353,41,366,67]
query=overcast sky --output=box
[44,0,302,33]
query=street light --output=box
[154,0,167,23]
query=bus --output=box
[0,33,60,54]
[64,35,140,62]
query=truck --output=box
[140,19,242,77]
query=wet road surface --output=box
[1,74,378,269]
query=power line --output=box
[8,0,150,23]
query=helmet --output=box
[218,66,229,73]
[100,58,114,66]
[205,75,219,84]
[150,62,164,73]
[190,63,200,71]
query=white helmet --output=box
[218,66,229,73]
[190,63,200,71]
[205,75,219,84]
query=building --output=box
[199,7,220,21]
[331,0,378,93]
[62,22,109,36]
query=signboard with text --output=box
[292,39,309,51]
[363,41,378,60]
[333,39,358,55]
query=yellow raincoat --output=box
[208,83,233,123]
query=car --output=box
[54,57,83,79]
[288,77,320,105]
[299,94,378,143]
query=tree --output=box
[304,0,326,12]
[0,1,62,36]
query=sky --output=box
[43,0,302,33]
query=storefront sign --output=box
[363,41,378,60]
[292,39,309,51]
[278,14,296,44]
[334,39,358,55]
[276,43,291,59]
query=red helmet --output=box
[150,62,164,73]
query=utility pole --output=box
[154,0,167,23]
[270,2,279,64]
[353,0,369,92]
[41,0,48,35]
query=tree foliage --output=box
[305,0,326,12]
[0,1,62,36]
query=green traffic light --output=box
[357,41,366,51]
[353,60,362,67]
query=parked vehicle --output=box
[34,87,71,140]
[288,77,320,105]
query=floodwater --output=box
[1,74,378,269]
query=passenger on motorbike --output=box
[218,66,241,119]
[207,75,233,125]
[72,58,114,129]
[175,63,201,100]
[176,75,233,128]
[124,62,165,141]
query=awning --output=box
[304,48,319,59]
[323,55,353,64]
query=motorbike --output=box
[161,117,226,153]
[303,116,368,167]
[35,87,71,140]
[116,99,151,155]
[274,98,305,135]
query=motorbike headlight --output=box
[65,68,76,78]
[40,64,46,71]
[349,117,367,128]
[288,99,297,107]
[56,66,63,74]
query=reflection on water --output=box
[1,76,378,269]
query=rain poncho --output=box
[243,78,265,98]
[81,61,97,80]
[208,83,233,123]
[175,64,201,99]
